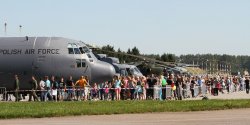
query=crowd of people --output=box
[11,72,250,102]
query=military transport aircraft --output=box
[0,37,116,91]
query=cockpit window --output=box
[74,48,81,54]
[82,46,90,53]
[68,48,74,54]
[68,43,82,55]
[126,68,132,76]
[120,69,128,76]
[68,42,91,55]
[79,47,85,54]
[130,68,135,74]
[134,67,140,73]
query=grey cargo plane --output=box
[0,37,116,91]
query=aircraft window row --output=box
[76,59,86,68]
[68,43,90,54]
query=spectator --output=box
[245,76,249,94]
[213,77,219,96]
[110,81,115,101]
[44,76,52,101]
[51,76,58,101]
[58,77,66,101]
[66,76,75,101]
[14,75,20,102]
[141,77,147,100]
[103,81,110,100]
[120,77,126,100]
[146,75,154,99]
[114,75,121,100]
[92,83,98,100]
[28,76,39,101]
[161,75,167,100]
[175,74,183,100]
[39,77,45,101]
[75,76,88,101]
[190,77,196,98]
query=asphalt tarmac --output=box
[0,109,250,125]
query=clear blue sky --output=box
[0,0,249,56]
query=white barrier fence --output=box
[0,87,6,101]
[1,85,213,101]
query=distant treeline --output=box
[93,45,250,74]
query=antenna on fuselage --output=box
[19,25,22,36]
[4,22,7,36]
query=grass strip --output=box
[0,99,250,119]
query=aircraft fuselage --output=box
[0,37,115,90]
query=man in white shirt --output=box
[39,78,45,101]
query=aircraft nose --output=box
[90,61,116,83]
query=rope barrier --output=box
[5,86,177,92]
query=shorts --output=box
[84,87,88,96]
[115,87,121,93]
[68,89,74,95]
